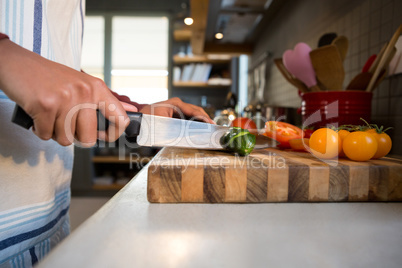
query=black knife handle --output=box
[12,104,142,138]
[96,110,142,137]
[12,105,33,129]
[124,111,142,137]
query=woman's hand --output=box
[0,39,132,147]
[139,97,214,124]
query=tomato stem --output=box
[333,118,392,134]
[359,117,393,133]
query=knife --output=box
[12,105,278,150]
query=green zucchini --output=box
[220,127,256,156]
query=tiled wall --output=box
[251,0,402,155]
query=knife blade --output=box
[98,111,278,149]
[12,105,279,150]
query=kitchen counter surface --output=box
[39,163,402,267]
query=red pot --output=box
[301,91,372,129]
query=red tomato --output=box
[264,121,302,148]
[231,117,258,135]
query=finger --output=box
[32,111,56,141]
[193,107,214,124]
[169,98,214,124]
[98,111,129,142]
[98,100,129,142]
[178,103,214,124]
[120,101,138,112]
[52,108,78,144]
[75,108,97,147]
[53,106,86,147]
[53,112,73,146]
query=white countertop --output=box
[39,164,402,268]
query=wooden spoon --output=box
[347,47,395,90]
[366,24,400,93]
[331,36,349,62]
[389,35,402,75]
[347,42,387,90]
[274,58,309,93]
[368,42,388,74]
[309,44,345,90]
[346,72,373,90]
[372,68,387,90]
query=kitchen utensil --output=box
[348,43,392,90]
[283,43,321,92]
[148,147,402,203]
[309,44,345,90]
[366,24,400,93]
[253,66,260,101]
[274,58,309,93]
[369,47,396,90]
[389,35,402,75]
[12,105,279,150]
[368,42,388,74]
[256,62,266,102]
[247,73,254,106]
[318,32,337,47]
[346,72,373,90]
[389,52,402,75]
[371,68,387,89]
[362,54,377,73]
[331,35,349,61]
[347,48,395,90]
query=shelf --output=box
[173,55,231,64]
[173,29,192,41]
[92,156,152,164]
[173,81,232,87]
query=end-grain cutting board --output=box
[147,147,402,203]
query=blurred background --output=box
[70,0,402,228]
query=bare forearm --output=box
[0,38,130,146]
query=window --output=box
[81,15,169,104]
[81,16,104,80]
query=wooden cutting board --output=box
[147,147,402,203]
